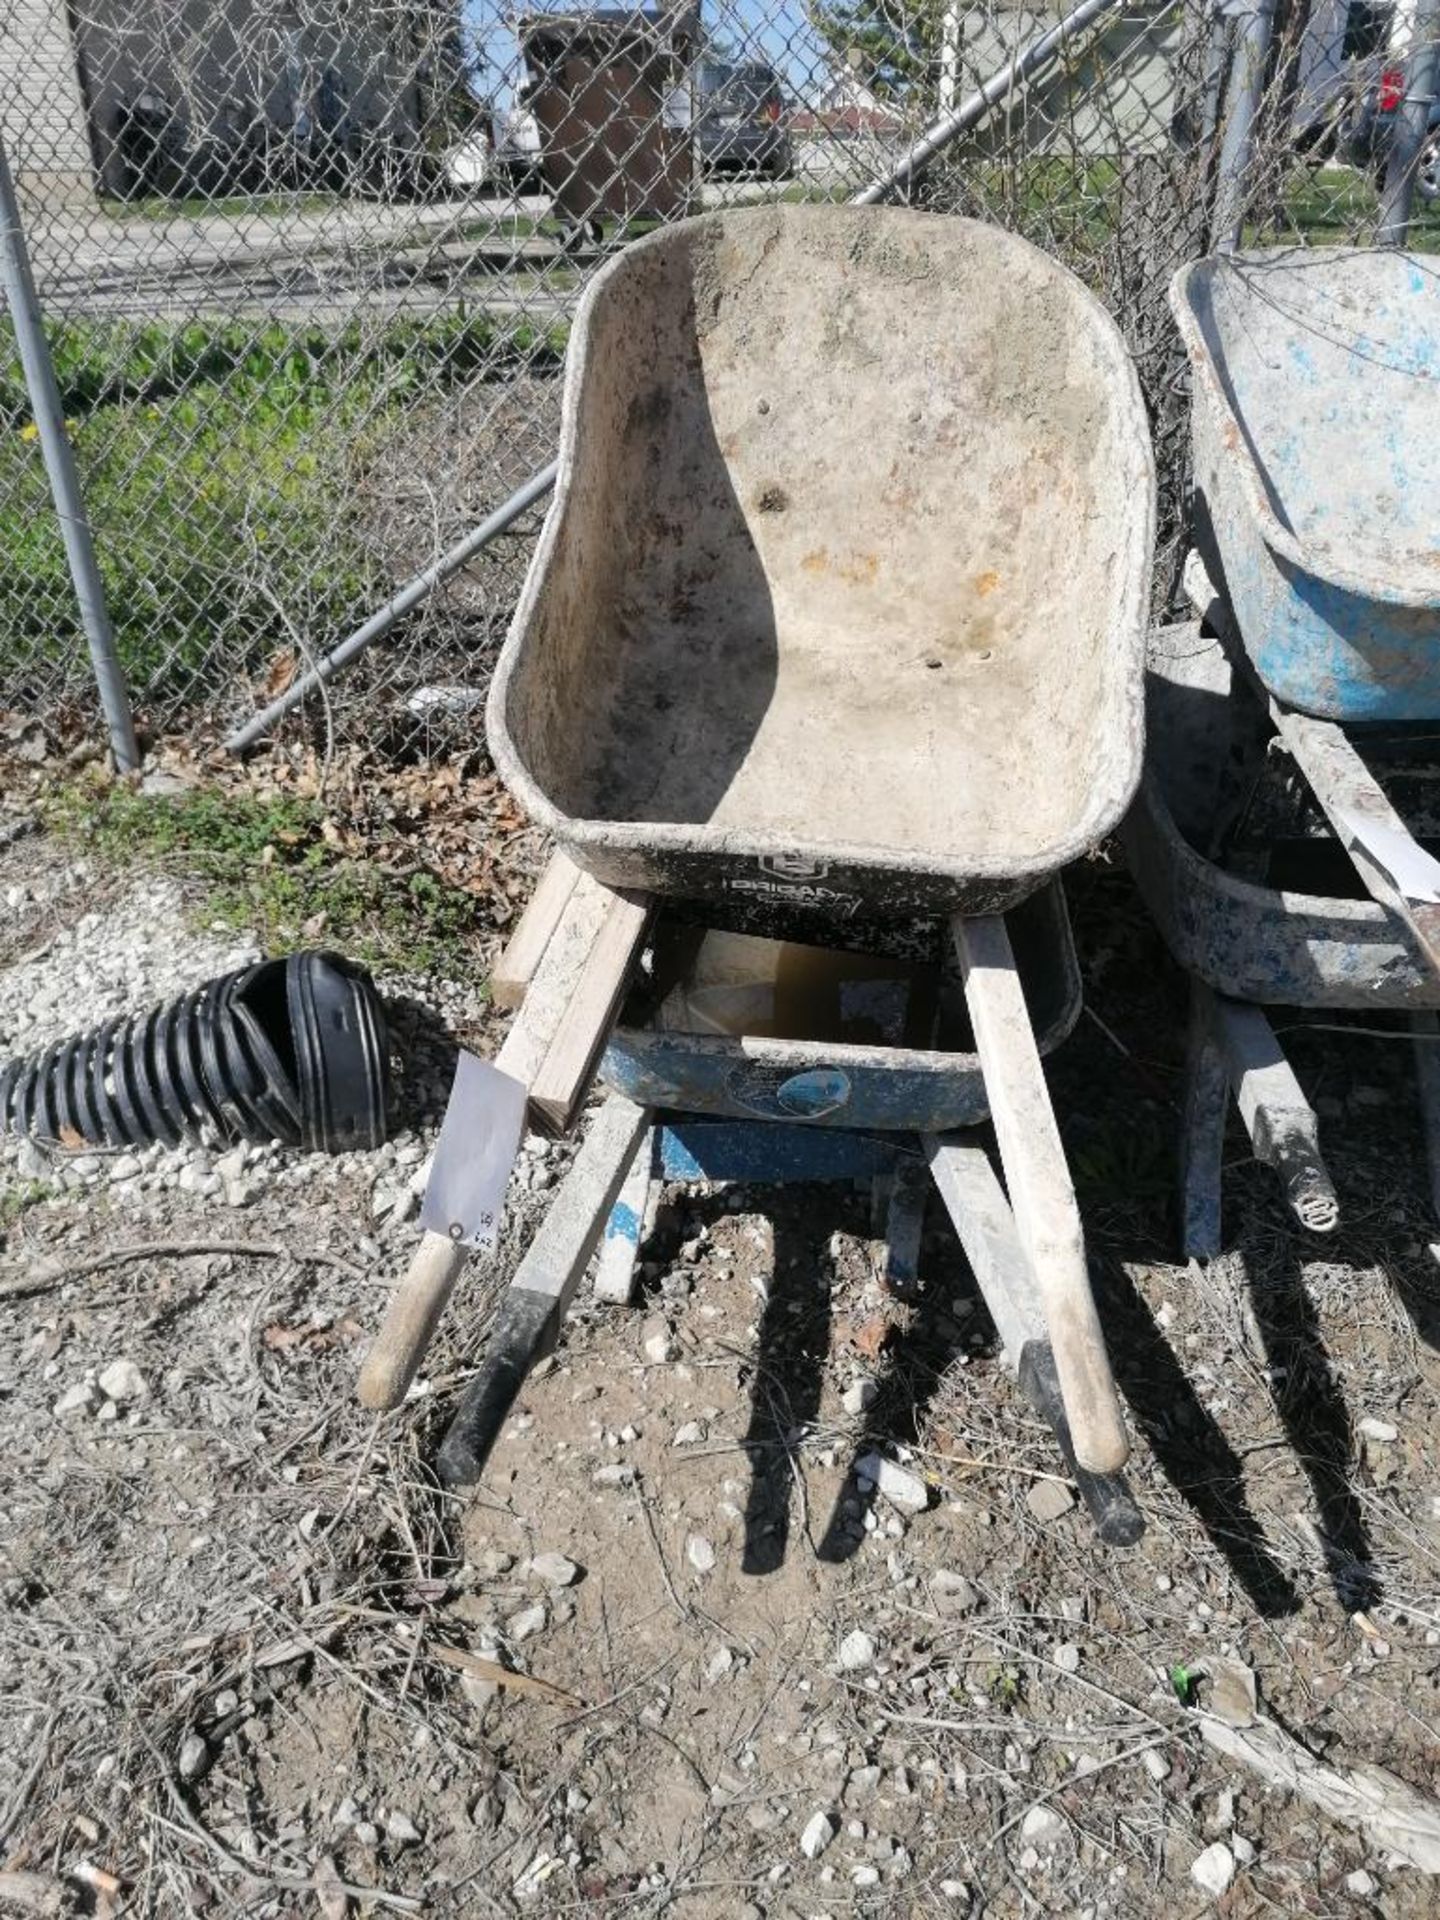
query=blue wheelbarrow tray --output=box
[1171,249,1440,723]
[602,879,1081,1131]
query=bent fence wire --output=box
[0,0,1436,759]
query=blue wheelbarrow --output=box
[1172,248,1440,724]
[1174,253,1440,996]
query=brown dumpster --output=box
[516,9,696,231]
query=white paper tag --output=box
[1336,808,1440,905]
[419,1052,528,1250]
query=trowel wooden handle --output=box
[357,1230,467,1410]
[357,869,652,1413]
[953,911,1128,1476]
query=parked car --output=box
[694,60,791,178]
[1343,52,1440,199]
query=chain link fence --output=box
[0,0,1436,764]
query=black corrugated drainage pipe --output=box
[0,951,389,1155]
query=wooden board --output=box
[490,852,581,1010]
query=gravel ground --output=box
[1,814,1439,1919]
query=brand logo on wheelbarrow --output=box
[725,853,861,916]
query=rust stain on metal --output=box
[800,545,879,586]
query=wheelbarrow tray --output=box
[1171,250,1440,723]
[602,879,1081,1128]
[489,205,1154,920]
[1122,622,1440,1008]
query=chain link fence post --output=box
[0,129,139,771]
[1379,0,1440,244]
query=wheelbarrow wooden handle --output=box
[358,867,651,1412]
[953,912,1129,1476]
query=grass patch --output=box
[44,778,481,974]
[1273,165,1440,250]
[0,312,568,702]
[0,1180,54,1231]
[100,192,345,223]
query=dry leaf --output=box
[426,1641,582,1707]
[57,1125,86,1151]
[850,1315,894,1361]
[264,651,298,699]
[262,1318,362,1354]
[262,1322,308,1352]
[312,1853,349,1920]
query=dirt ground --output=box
[1,788,1439,1919]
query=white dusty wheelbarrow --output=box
[361,205,1156,1492]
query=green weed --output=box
[44,779,479,973]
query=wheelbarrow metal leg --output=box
[952,913,1129,1475]
[1211,994,1339,1236]
[1181,979,1230,1261]
[881,1154,929,1298]
[436,1095,651,1489]
[925,1133,1144,1545]
[593,1122,658,1305]
[1411,1012,1440,1226]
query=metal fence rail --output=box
[0,0,1436,763]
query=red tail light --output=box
[1378,65,1404,112]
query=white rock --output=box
[837,1629,876,1672]
[851,1866,881,1887]
[939,1882,968,1900]
[214,1145,248,1182]
[705,1646,735,1686]
[1359,1417,1398,1443]
[592,1464,635,1488]
[843,1379,879,1416]
[1026,1479,1076,1522]
[177,1732,208,1781]
[1231,1835,1255,1865]
[52,1381,97,1417]
[799,1810,835,1859]
[672,1421,706,1446]
[1346,1870,1378,1896]
[855,1452,930,1513]
[1021,1804,1066,1846]
[686,1534,717,1575]
[109,1153,142,1181]
[97,1359,148,1405]
[16,1141,48,1180]
[507,1604,547,1642]
[385,1810,422,1847]
[1190,1842,1236,1898]
[931,1569,980,1614]
[528,1552,580,1588]
[1142,1749,1170,1783]
[642,1318,678,1365]
[514,1851,558,1901]
[1053,1642,1081,1674]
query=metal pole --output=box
[0,134,140,772]
[1378,0,1440,245]
[228,0,1124,752]
[853,0,1127,204]
[1212,0,1278,252]
[225,457,558,753]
